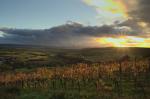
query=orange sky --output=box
[83,0,150,48]
[95,36,150,48]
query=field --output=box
[0,45,150,99]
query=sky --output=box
[0,0,150,48]
[0,0,97,29]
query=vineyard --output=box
[0,58,150,99]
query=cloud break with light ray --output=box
[0,0,150,48]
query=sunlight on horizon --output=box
[95,36,150,48]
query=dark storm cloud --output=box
[128,0,150,25]
[0,22,141,47]
[117,19,145,36]
[113,0,150,38]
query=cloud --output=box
[82,0,129,24]
[1,0,150,48]
[0,22,138,48]
[0,30,8,37]
[82,0,150,35]
[129,0,150,25]
[81,0,139,23]
[0,0,149,48]
[0,20,149,48]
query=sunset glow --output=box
[96,36,150,48]
[138,22,148,28]
[83,0,128,24]
[0,0,150,48]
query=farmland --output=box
[0,45,150,99]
